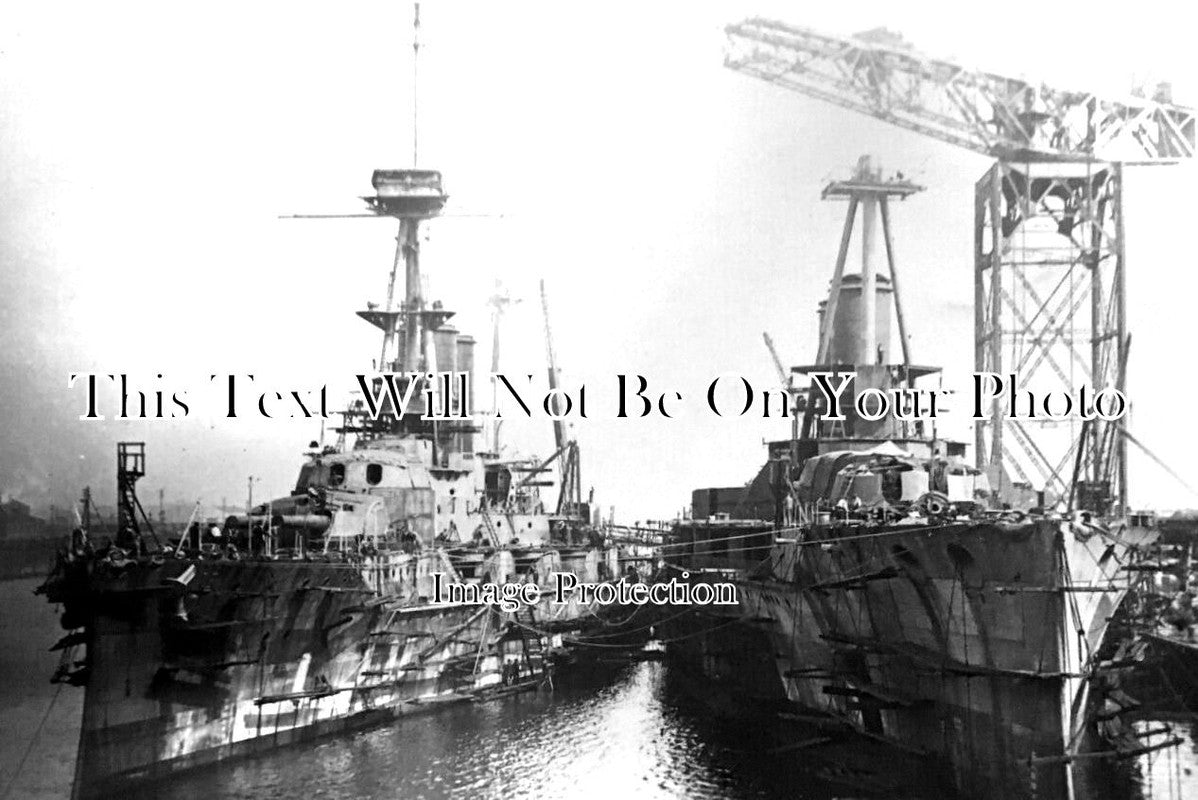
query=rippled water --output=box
[136,661,835,800]
[4,577,1198,800]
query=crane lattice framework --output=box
[726,18,1196,514]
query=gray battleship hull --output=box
[50,546,614,799]
[666,517,1131,799]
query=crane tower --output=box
[724,19,1194,513]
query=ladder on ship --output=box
[478,505,502,547]
[515,606,547,680]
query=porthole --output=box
[366,463,383,485]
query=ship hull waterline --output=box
[662,517,1130,800]
[58,546,618,800]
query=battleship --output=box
[37,158,622,798]
[644,17,1198,800]
[658,154,1161,800]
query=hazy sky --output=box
[2,1,1195,520]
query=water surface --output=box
[4,578,1198,800]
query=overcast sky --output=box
[2,1,1195,520]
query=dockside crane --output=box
[762,331,789,389]
[725,18,1195,513]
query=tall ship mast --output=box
[37,12,620,798]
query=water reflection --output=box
[7,575,1198,800]
[1124,718,1198,799]
[138,661,847,800]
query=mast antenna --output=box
[412,2,421,166]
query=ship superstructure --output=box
[661,157,1157,800]
[38,162,619,799]
[648,17,1198,796]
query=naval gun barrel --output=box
[224,513,332,532]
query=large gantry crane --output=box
[725,19,1195,513]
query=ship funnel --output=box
[818,273,893,365]
[434,324,459,374]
